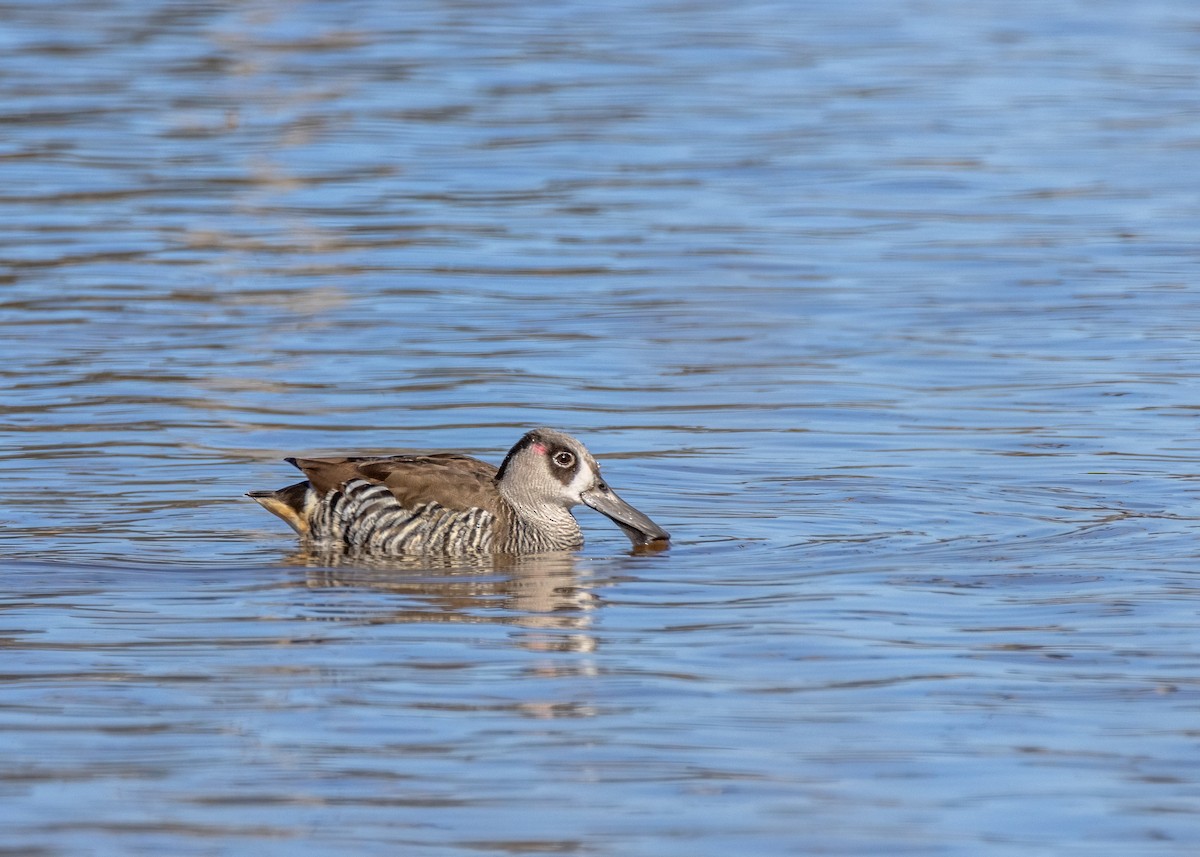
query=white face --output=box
[562,454,599,503]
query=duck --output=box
[248,428,670,555]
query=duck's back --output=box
[251,453,509,554]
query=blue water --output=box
[3,1,1200,854]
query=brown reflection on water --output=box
[292,549,598,635]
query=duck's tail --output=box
[247,481,312,536]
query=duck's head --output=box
[496,428,670,547]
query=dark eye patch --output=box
[552,450,575,469]
[547,447,579,486]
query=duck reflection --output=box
[281,547,598,638]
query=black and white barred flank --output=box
[309,479,495,554]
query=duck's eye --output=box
[552,451,575,469]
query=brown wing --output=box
[288,453,503,515]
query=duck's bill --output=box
[581,485,670,547]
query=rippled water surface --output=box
[4,1,1200,854]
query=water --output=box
[3,0,1200,853]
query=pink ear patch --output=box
[532,442,548,455]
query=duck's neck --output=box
[499,495,583,552]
